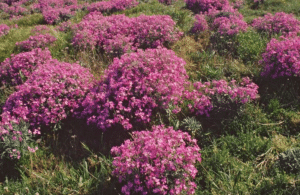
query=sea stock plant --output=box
[0,59,94,157]
[0,24,10,37]
[260,36,300,78]
[78,48,189,131]
[87,0,139,14]
[0,120,37,160]
[72,13,183,57]
[184,77,259,117]
[252,12,300,36]
[15,33,57,51]
[111,125,201,195]
[0,48,52,86]
[185,0,230,14]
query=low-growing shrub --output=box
[0,48,52,86]
[16,33,57,51]
[185,0,230,14]
[185,77,259,117]
[207,5,248,36]
[252,12,300,36]
[78,48,188,131]
[111,125,201,195]
[0,24,10,37]
[72,13,183,57]
[0,121,36,160]
[87,0,139,14]
[260,36,300,78]
[191,14,209,33]
[1,59,94,138]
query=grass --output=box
[1,0,300,194]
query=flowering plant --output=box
[158,0,178,5]
[260,37,300,78]
[192,14,209,33]
[0,48,52,86]
[185,77,259,117]
[87,0,138,14]
[111,125,201,195]
[72,13,182,57]
[252,12,300,36]
[0,24,10,37]
[185,0,230,13]
[16,33,57,51]
[79,48,188,131]
[1,59,94,139]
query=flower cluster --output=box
[0,48,52,86]
[158,0,178,5]
[207,5,247,36]
[185,77,258,116]
[87,0,138,13]
[1,59,94,136]
[0,24,10,37]
[260,37,300,78]
[192,14,209,33]
[185,0,230,13]
[111,125,201,195]
[78,48,188,131]
[31,0,79,24]
[16,33,57,51]
[72,13,183,56]
[252,12,300,36]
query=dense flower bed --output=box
[78,48,188,131]
[111,125,201,195]
[16,33,56,51]
[261,37,300,78]
[0,59,94,136]
[185,77,259,116]
[87,0,138,13]
[0,24,10,37]
[72,13,182,56]
[0,48,52,86]
[185,0,230,13]
[252,12,300,36]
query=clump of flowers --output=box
[111,125,201,195]
[1,59,94,136]
[72,13,182,57]
[87,0,138,13]
[260,37,300,78]
[79,48,188,131]
[185,0,230,13]
[16,33,57,51]
[252,12,300,36]
[30,0,79,24]
[185,77,259,116]
[0,24,10,37]
[207,5,248,36]
[0,48,52,86]
[158,0,178,5]
[192,14,209,33]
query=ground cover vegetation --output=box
[0,0,300,194]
